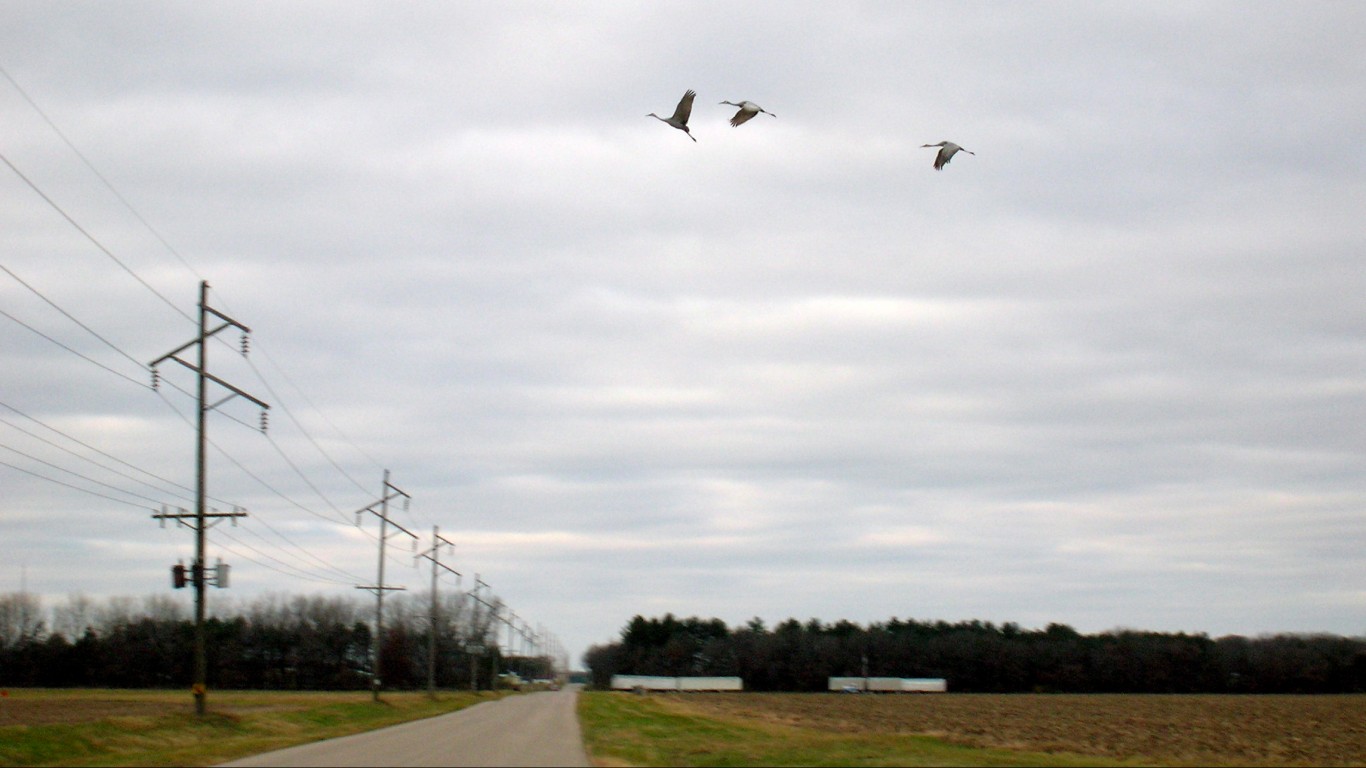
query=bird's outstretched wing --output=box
[729,108,756,127]
[672,90,697,124]
[933,143,960,170]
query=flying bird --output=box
[648,89,698,142]
[719,100,776,127]
[921,141,974,170]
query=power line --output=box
[0,63,206,283]
[215,527,356,587]
[1,263,149,371]
[234,514,368,585]
[245,354,375,496]
[153,387,372,533]
[0,457,151,510]
[0,399,192,496]
[263,431,347,518]
[0,150,192,323]
[0,414,196,505]
[6,67,379,492]
[4,67,421,609]
[0,305,149,389]
[4,66,393,523]
[0,450,164,509]
[0,441,169,506]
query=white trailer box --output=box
[676,676,743,691]
[828,677,866,691]
[901,678,948,692]
[867,677,905,692]
[611,675,677,691]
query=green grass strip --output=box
[0,690,506,767]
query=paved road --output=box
[220,687,591,767]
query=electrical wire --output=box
[5,68,393,515]
[0,64,206,284]
[1,263,149,371]
[0,455,161,510]
[215,527,356,587]
[0,305,150,389]
[234,515,368,584]
[263,431,347,518]
[2,64,436,595]
[245,354,375,496]
[0,414,196,506]
[0,398,193,497]
[0,440,174,507]
[0,150,192,324]
[153,387,364,531]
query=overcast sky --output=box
[3,1,1365,668]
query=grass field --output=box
[577,691,1366,767]
[0,688,506,767]
[6,688,1363,767]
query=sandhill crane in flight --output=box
[719,100,776,127]
[648,89,698,142]
[922,141,974,170]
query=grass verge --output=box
[577,691,1140,767]
[0,689,507,767]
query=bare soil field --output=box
[661,693,1366,766]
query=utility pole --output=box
[489,602,501,687]
[150,280,268,717]
[353,469,415,702]
[469,575,492,690]
[416,526,459,699]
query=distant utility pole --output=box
[416,526,460,698]
[469,575,492,690]
[150,280,268,717]
[353,469,416,702]
[489,602,502,686]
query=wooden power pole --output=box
[354,469,415,702]
[150,280,268,716]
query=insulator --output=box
[240,333,250,356]
[151,368,160,390]
[259,410,269,433]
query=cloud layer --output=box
[3,2,1365,664]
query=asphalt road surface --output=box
[220,687,591,767]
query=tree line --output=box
[583,614,1366,694]
[0,591,553,690]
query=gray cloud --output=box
[2,2,1365,664]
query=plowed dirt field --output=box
[661,693,1366,766]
